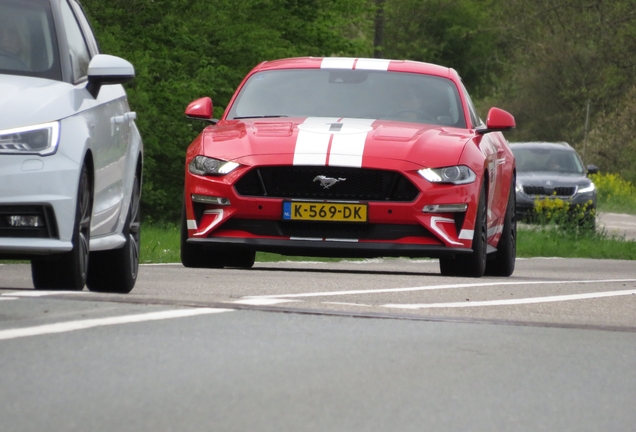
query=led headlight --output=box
[577,183,595,194]
[0,122,60,156]
[188,156,239,176]
[418,165,476,185]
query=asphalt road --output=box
[599,212,636,240]
[1,255,635,431]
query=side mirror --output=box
[86,54,135,98]
[476,107,516,135]
[587,164,599,175]
[185,97,217,123]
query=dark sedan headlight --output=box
[0,122,60,156]
[577,183,595,194]
[188,156,240,176]
[418,165,476,184]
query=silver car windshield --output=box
[226,69,467,128]
[513,148,585,174]
[0,0,61,80]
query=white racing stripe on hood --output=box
[329,119,374,167]
[294,117,374,168]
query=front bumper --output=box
[184,166,483,258]
[0,152,79,258]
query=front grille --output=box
[235,166,419,202]
[220,219,433,240]
[522,186,576,197]
[0,205,58,238]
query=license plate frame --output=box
[282,201,368,222]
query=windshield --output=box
[512,147,585,174]
[226,69,466,127]
[0,0,61,80]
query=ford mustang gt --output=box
[181,57,516,277]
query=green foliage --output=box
[590,172,636,214]
[382,0,502,98]
[484,0,636,177]
[82,0,373,222]
[530,196,596,233]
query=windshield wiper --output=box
[232,115,288,119]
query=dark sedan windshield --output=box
[513,147,585,174]
[226,69,466,127]
[0,0,61,80]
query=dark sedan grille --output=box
[523,186,576,197]
[235,166,419,201]
[0,205,58,238]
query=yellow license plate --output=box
[283,202,367,222]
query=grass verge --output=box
[141,221,636,264]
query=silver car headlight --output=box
[0,122,60,156]
[189,156,240,176]
[418,165,476,184]
[577,183,595,194]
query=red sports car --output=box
[181,57,516,277]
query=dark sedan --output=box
[511,142,598,222]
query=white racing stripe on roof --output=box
[321,57,356,69]
[355,58,391,70]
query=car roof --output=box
[509,141,575,151]
[250,57,457,79]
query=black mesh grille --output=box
[235,166,419,202]
[0,205,58,238]
[523,186,576,197]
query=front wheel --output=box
[32,164,92,290]
[86,171,141,293]
[485,180,516,276]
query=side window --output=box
[59,0,90,81]
[69,0,100,55]
[460,82,482,129]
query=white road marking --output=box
[2,291,88,297]
[0,297,17,301]
[232,299,299,306]
[0,308,233,341]
[322,302,372,307]
[382,289,636,309]
[243,279,636,300]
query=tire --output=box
[225,249,256,269]
[32,164,92,290]
[180,204,225,268]
[86,171,141,293]
[485,180,516,276]
[439,182,487,278]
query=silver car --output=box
[0,0,143,293]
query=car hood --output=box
[201,118,473,170]
[517,171,593,187]
[0,74,79,130]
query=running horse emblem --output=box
[313,175,346,189]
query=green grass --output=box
[141,216,636,264]
[517,226,636,260]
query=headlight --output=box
[418,166,476,184]
[577,183,595,194]
[188,156,240,176]
[515,182,524,193]
[0,122,60,156]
